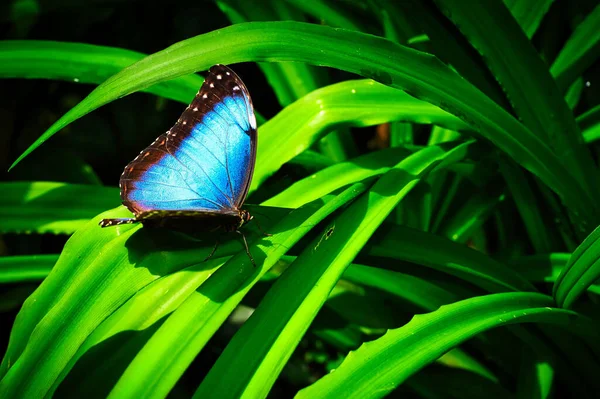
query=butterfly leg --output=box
[203,240,220,262]
[253,217,272,237]
[236,231,256,267]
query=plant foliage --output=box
[1,0,600,398]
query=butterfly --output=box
[100,64,258,263]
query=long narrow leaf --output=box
[297,292,600,398]
[0,40,203,104]
[0,255,57,284]
[193,141,476,398]
[106,182,371,398]
[10,22,596,228]
[0,182,119,234]
[434,0,599,205]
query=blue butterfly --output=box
[100,64,258,261]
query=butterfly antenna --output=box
[237,231,256,267]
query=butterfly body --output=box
[100,65,257,245]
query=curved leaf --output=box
[0,182,119,234]
[435,0,599,204]
[297,292,600,399]
[0,40,203,104]
[551,3,600,91]
[193,141,476,398]
[264,146,412,208]
[254,79,467,190]
[0,255,57,284]
[105,182,370,399]
[10,22,596,228]
[554,225,600,308]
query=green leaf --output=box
[296,292,600,399]
[0,202,286,397]
[217,0,322,106]
[11,22,596,230]
[516,350,554,399]
[550,3,600,91]
[342,264,463,311]
[264,146,412,208]
[554,225,600,308]
[0,182,119,234]
[287,150,336,172]
[396,0,510,109]
[437,183,505,243]
[193,141,476,399]
[498,158,555,253]
[0,255,57,284]
[434,0,599,206]
[505,0,554,39]
[254,79,467,192]
[0,40,203,104]
[104,183,370,399]
[366,224,535,293]
[579,104,600,144]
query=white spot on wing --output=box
[233,86,240,91]
[249,111,257,130]
[203,94,208,99]
[217,74,222,80]
[193,107,198,111]
[209,83,214,88]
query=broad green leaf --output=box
[10,22,596,228]
[52,259,225,398]
[0,255,57,284]
[254,79,467,191]
[0,40,267,125]
[264,146,412,208]
[106,183,370,399]
[287,150,336,171]
[0,182,119,234]
[0,40,203,104]
[193,141,476,398]
[0,209,228,396]
[297,292,600,399]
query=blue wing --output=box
[119,65,257,216]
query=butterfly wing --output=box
[119,64,257,217]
